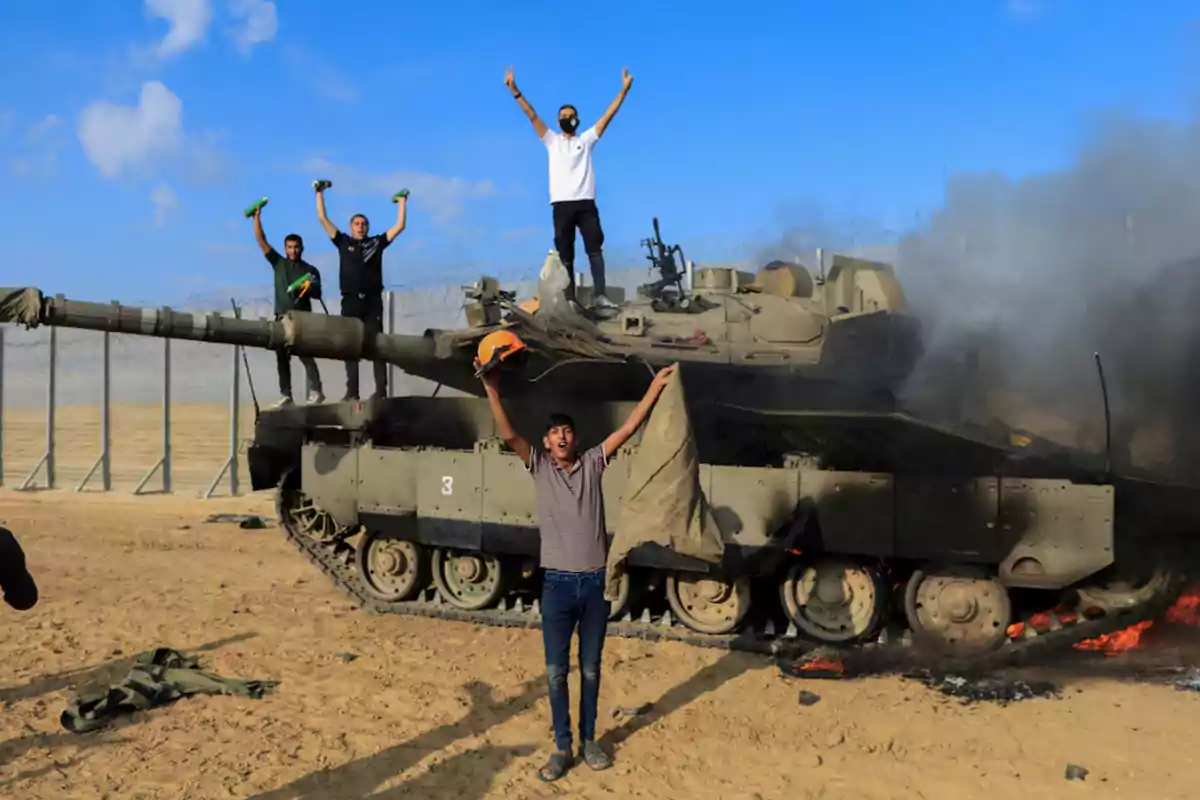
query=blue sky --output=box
[0,0,1198,305]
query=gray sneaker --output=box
[268,396,294,410]
[593,294,619,310]
[307,391,325,405]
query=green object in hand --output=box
[313,179,333,191]
[287,272,316,298]
[392,189,410,202]
[243,197,268,218]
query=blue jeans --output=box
[541,568,610,753]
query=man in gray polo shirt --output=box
[477,359,677,782]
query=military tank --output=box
[2,234,1195,664]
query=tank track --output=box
[274,489,1183,671]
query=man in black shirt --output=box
[0,526,38,612]
[315,183,408,400]
[251,203,325,408]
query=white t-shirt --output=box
[543,126,599,204]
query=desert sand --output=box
[2,404,1200,799]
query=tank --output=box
[3,239,1196,666]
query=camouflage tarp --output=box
[0,287,42,327]
[61,647,278,733]
[605,368,724,601]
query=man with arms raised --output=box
[250,202,325,407]
[505,66,632,311]
[315,182,408,401]
[477,353,677,782]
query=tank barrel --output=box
[0,286,440,369]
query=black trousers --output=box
[0,527,38,611]
[273,314,322,398]
[552,199,607,300]
[341,291,387,399]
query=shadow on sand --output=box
[244,678,545,800]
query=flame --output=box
[1072,619,1155,655]
[1002,584,1200,656]
[1166,583,1200,626]
[797,656,845,675]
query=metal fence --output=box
[0,288,468,498]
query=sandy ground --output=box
[2,406,1200,799]
[2,404,257,494]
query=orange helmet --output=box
[474,330,528,376]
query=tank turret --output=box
[0,231,922,411]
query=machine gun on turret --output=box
[636,217,713,313]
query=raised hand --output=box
[505,66,517,93]
[650,363,676,390]
[622,67,633,90]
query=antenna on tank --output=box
[1094,350,1112,477]
[815,247,825,284]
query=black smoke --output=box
[894,111,1200,483]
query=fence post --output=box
[134,336,171,494]
[76,323,112,492]
[17,326,55,491]
[203,307,241,498]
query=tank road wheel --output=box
[780,559,889,644]
[431,548,506,611]
[904,565,1012,656]
[278,487,342,543]
[665,571,752,635]
[355,531,427,603]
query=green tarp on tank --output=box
[605,368,725,601]
[0,287,42,326]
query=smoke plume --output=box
[894,110,1200,483]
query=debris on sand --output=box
[797,690,821,706]
[904,670,1060,705]
[203,513,270,529]
[1065,764,1089,781]
[612,703,653,718]
[1171,668,1200,692]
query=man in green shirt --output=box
[251,204,325,408]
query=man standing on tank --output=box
[476,356,677,782]
[315,182,407,401]
[504,65,632,310]
[250,203,325,408]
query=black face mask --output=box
[559,116,579,134]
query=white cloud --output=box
[24,114,61,145]
[145,0,212,58]
[227,0,276,54]
[7,114,66,179]
[296,157,496,225]
[78,81,185,178]
[151,183,179,226]
[282,45,360,104]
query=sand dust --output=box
[1,405,1200,798]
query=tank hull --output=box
[248,395,1200,664]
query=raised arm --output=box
[315,184,339,239]
[385,193,407,243]
[601,363,676,459]
[505,66,548,140]
[594,67,633,139]
[251,206,272,255]
[477,363,533,466]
